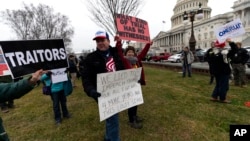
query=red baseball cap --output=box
[93,30,110,40]
[214,40,226,48]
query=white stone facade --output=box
[151,0,250,54]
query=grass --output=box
[2,66,250,141]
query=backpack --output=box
[42,81,52,95]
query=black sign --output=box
[230,125,250,141]
[0,39,68,78]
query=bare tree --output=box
[1,3,74,53]
[85,0,145,36]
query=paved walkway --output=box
[144,61,250,75]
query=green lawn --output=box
[2,66,250,141]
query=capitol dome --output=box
[171,0,212,28]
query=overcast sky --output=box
[0,0,236,52]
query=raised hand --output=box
[114,35,121,42]
[226,38,231,42]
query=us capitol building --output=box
[134,0,250,54]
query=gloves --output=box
[90,89,101,99]
[114,35,121,42]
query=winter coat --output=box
[0,78,34,103]
[0,78,35,140]
[115,40,151,85]
[206,42,237,75]
[40,73,64,93]
[229,42,249,65]
[80,46,126,100]
[181,51,194,65]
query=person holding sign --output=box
[208,39,237,103]
[115,35,152,129]
[81,30,127,141]
[0,69,44,141]
[40,71,71,125]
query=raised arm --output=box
[114,36,124,59]
[226,38,238,58]
[0,69,43,102]
[137,42,152,60]
[114,36,132,69]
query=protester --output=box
[68,54,78,87]
[78,56,85,74]
[181,47,194,77]
[114,37,152,129]
[81,30,128,141]
[40,70,71,125]
[208,39,236,103]
[228,41,249,87]
[205,42,216,84]
[0,69,44,141]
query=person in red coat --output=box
[115,36,152,129]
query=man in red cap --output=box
[207,39,236,103]
[80,30,125,141]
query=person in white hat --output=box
[80,30,126,141]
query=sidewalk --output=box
[143,61,250,76]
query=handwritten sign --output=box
[97,68,143,122]
[116,14,150,43]
[215,18,245,43]
[51,68,68,83]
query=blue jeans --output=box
[50,90,69,121]
[182,63,192,77]
[211,74,229,101]
[104,114,120,141]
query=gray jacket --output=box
[181,51,194,64]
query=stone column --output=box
[242,10,245,20]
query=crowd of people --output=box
[180,38,249,103]
[1,29,250,141]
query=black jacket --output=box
[68,60,78,73]
[208,50,231,75]
[204,47,214,74]
[229,42,249,64]
[206,43,237,75]
[80,46,125,101]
